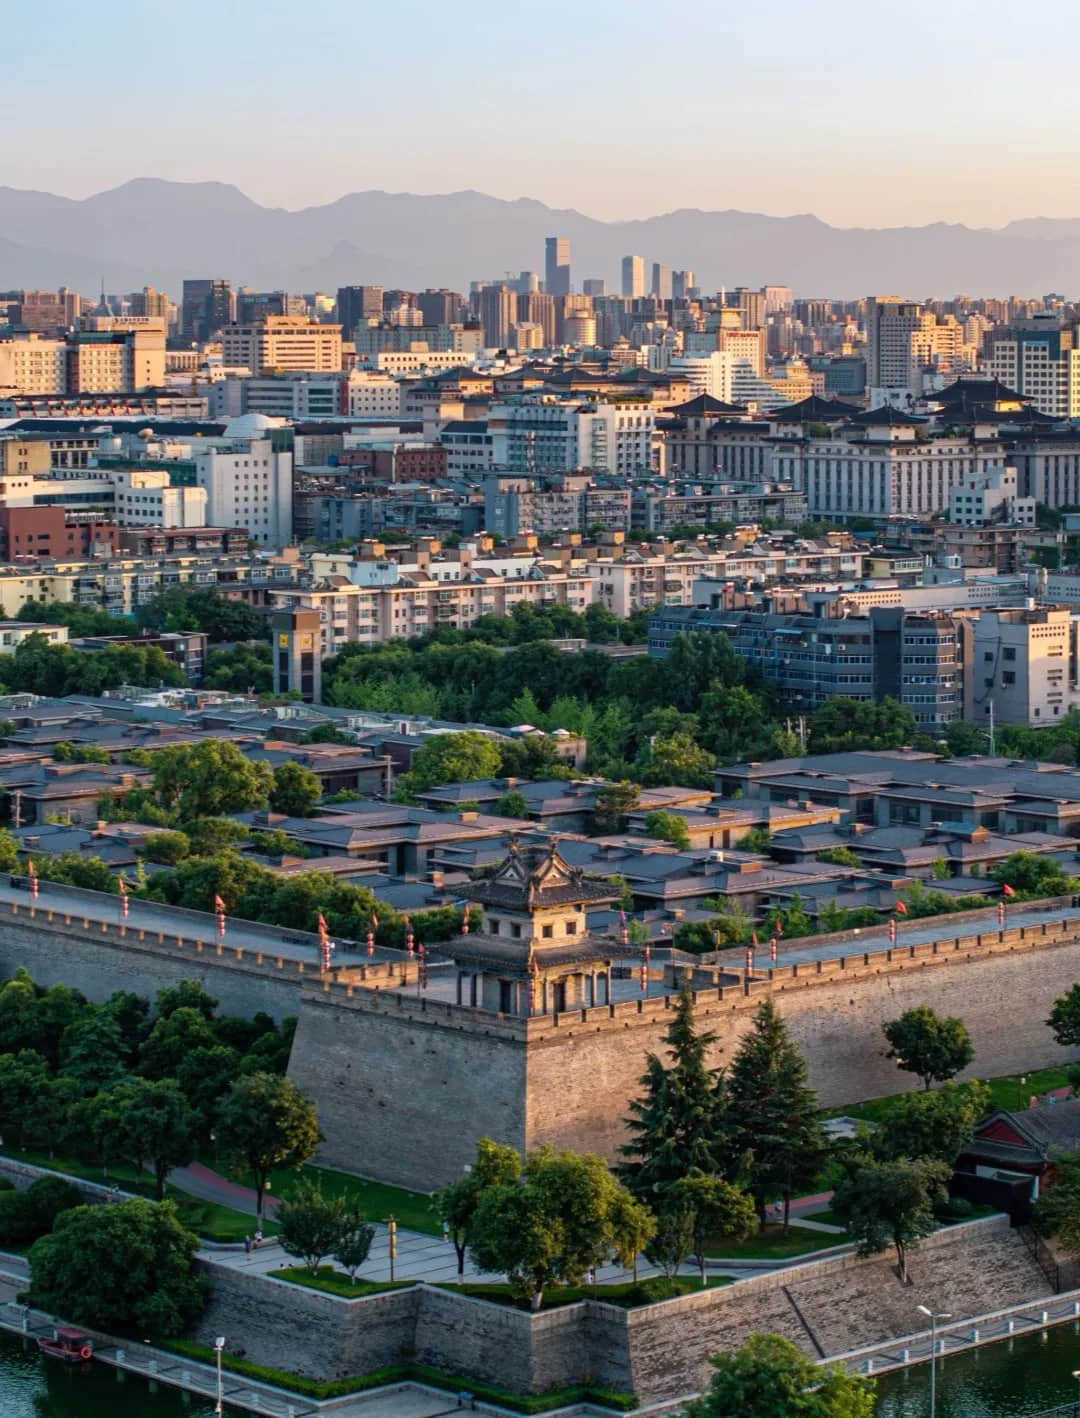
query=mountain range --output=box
[2,179,1080,299]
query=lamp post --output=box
[214,1335,225,1416]
[917,1306,951,1418]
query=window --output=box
[565,920,577,936]
[541,924,553,939]
[511,922,522,939]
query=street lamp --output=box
[917,1306,951,1418]
[214,1335,225,1416]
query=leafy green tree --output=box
[643,810,691,851]
[71,1090,129,1177]
[638,733,717,789]
[334,1207,376,1281]
[59,1009,130,1094]
[217,1072,321,1223]
[277,1179,346,1273]
[101,990,150,1063]
[665,1171,756,1284]
[204,642,273,694]
[493,789,530,819]
[143,831,191,865]
[872,1081,990,1165]
[176,1045,242,1142]
[34,1075,81,1159]
[832,1157,951,1284]
[0,1175,81,1248]
[763,894,814,941]
[184,816,249,856]
[155,979,218,1022]
[436,1136,523,1279]
[620,984,732,1200]
[1035,1151,1080,1256]
[138,1006,217,1079]
[395,731,502,797]
[685,1332,875,1418]
[726,999,825,1229]
[470,1146,653,1310]
[738,826,772,855]
[591,781,640,834]
[0,1050,51,1147]
[149,741,271,821]
[883,1006,974,1090]
[643,1204,696,1279]
[943,720,987,756]
[989,851,1078,900]
[1048,983,1080,1050]
[29,1198,206,1339]
[816,846,861,868]
[808,696,917,754]
[269,761,323,818]
[301,722,354,745]
[115,1078,196,1199]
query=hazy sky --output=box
[5,0,1080,228]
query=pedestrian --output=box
[254,1227,263,1248]
[243,1235,252,1259]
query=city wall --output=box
[192,1216,1048,1402]
[291,917,1080,1186]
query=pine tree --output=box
[726,998,825,1230]
[618,982,732,1201]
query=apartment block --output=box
[969,607,1080,728]
[221,317,342,375]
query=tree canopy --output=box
[883,1006,974,1090]
[685,1333,875,1418]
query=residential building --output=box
[488,397,655,476]
[948,466,1036,527]
[0,335,67,395]
[111,468,208,527]
[988,315,1080,418]
[221,317,342,375]
[336,286,384,334]
[864,296,925,392]
[479,286,516,348]
[969,607,1080,728]
[651,263,671,300]
[416,290,462,326]
[193,425,293,545]
[65,319,166,393]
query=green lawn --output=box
[264,1163,439,1236]
[825,1064,1073,1126]
[800,1207,848,1230]
[704,1224,847,1261]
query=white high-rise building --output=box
[193,420,293,545]
[621,255,645,299]
[988,314,1080,418]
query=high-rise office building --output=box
[130,286,170,321]
[236,290,305,324]
[988,313,1080,418]
[181,279,233,342]
[672,270,696,300]
[545,237,571,296]
[651,263,671,301]
[517,271,540,295]
[763,285,793,314]
[480,285,516,347]
[621,255,645,299]
[335,285,384,334]
[583,279,606,298]
[517,292,555,347]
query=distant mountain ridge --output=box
[1,178,1079,298]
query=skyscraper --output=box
[865,296,925,391]
[672,270,696,300]
[651,263,671,301]
[480,285,516,347]
[621,255,645,299]
[336,285,384,334]
[181,279,233,342]
[583,279,606,297]
[545,237,571,296]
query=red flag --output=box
[774,919,783,936]
[752,930,759,947]
[895,900,908,916]
[214,894,226,914]
[1002,883,1016,898]
[317,912,328,937]
[370,912,379,931]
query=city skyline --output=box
[5,0,1080,228]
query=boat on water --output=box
[36,1328,93,1363]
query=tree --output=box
[832,1157,951,1284]
[619,983,732,1200]
[277,1179,346,1273]
[59,1009,130,1094]
[591,781,640,834]
[143,831,191,865]
[493,789,530,819]
[436,1136,522,1280]
[138,1006,217,1079]
[643,1204,696,1280]
[665,1171,756,1284]
[816,846,861,868]
[115,1078,196,1200]
[883,1006,974,1090]
[0,1050,51,1147]
[0,1175,81,1247]
[684,1333,875,1418]
[638,733,717,789]
[29,1198,206,1340]
[808,696,916,754]
[873,1081,990,1166]
[269,761,323,818]
[1035,1151,1080,1256]
[156,979,218,1022]
[989,851,1078,900]
[149,741,271,821]
[334,1207,376,1281]
[726,999,825,1230]
[1049,984,1080,1050]
[643,810,691,851]
[217,1072,321,1223]
[395,731,502,797]
[738,826,772,855]
[469,1146,654,1310]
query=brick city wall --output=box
[192,1215,1047,1401]
[289,918,1080,1185]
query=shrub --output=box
[0,1175,81,1247]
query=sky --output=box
[4,0,1080,228]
